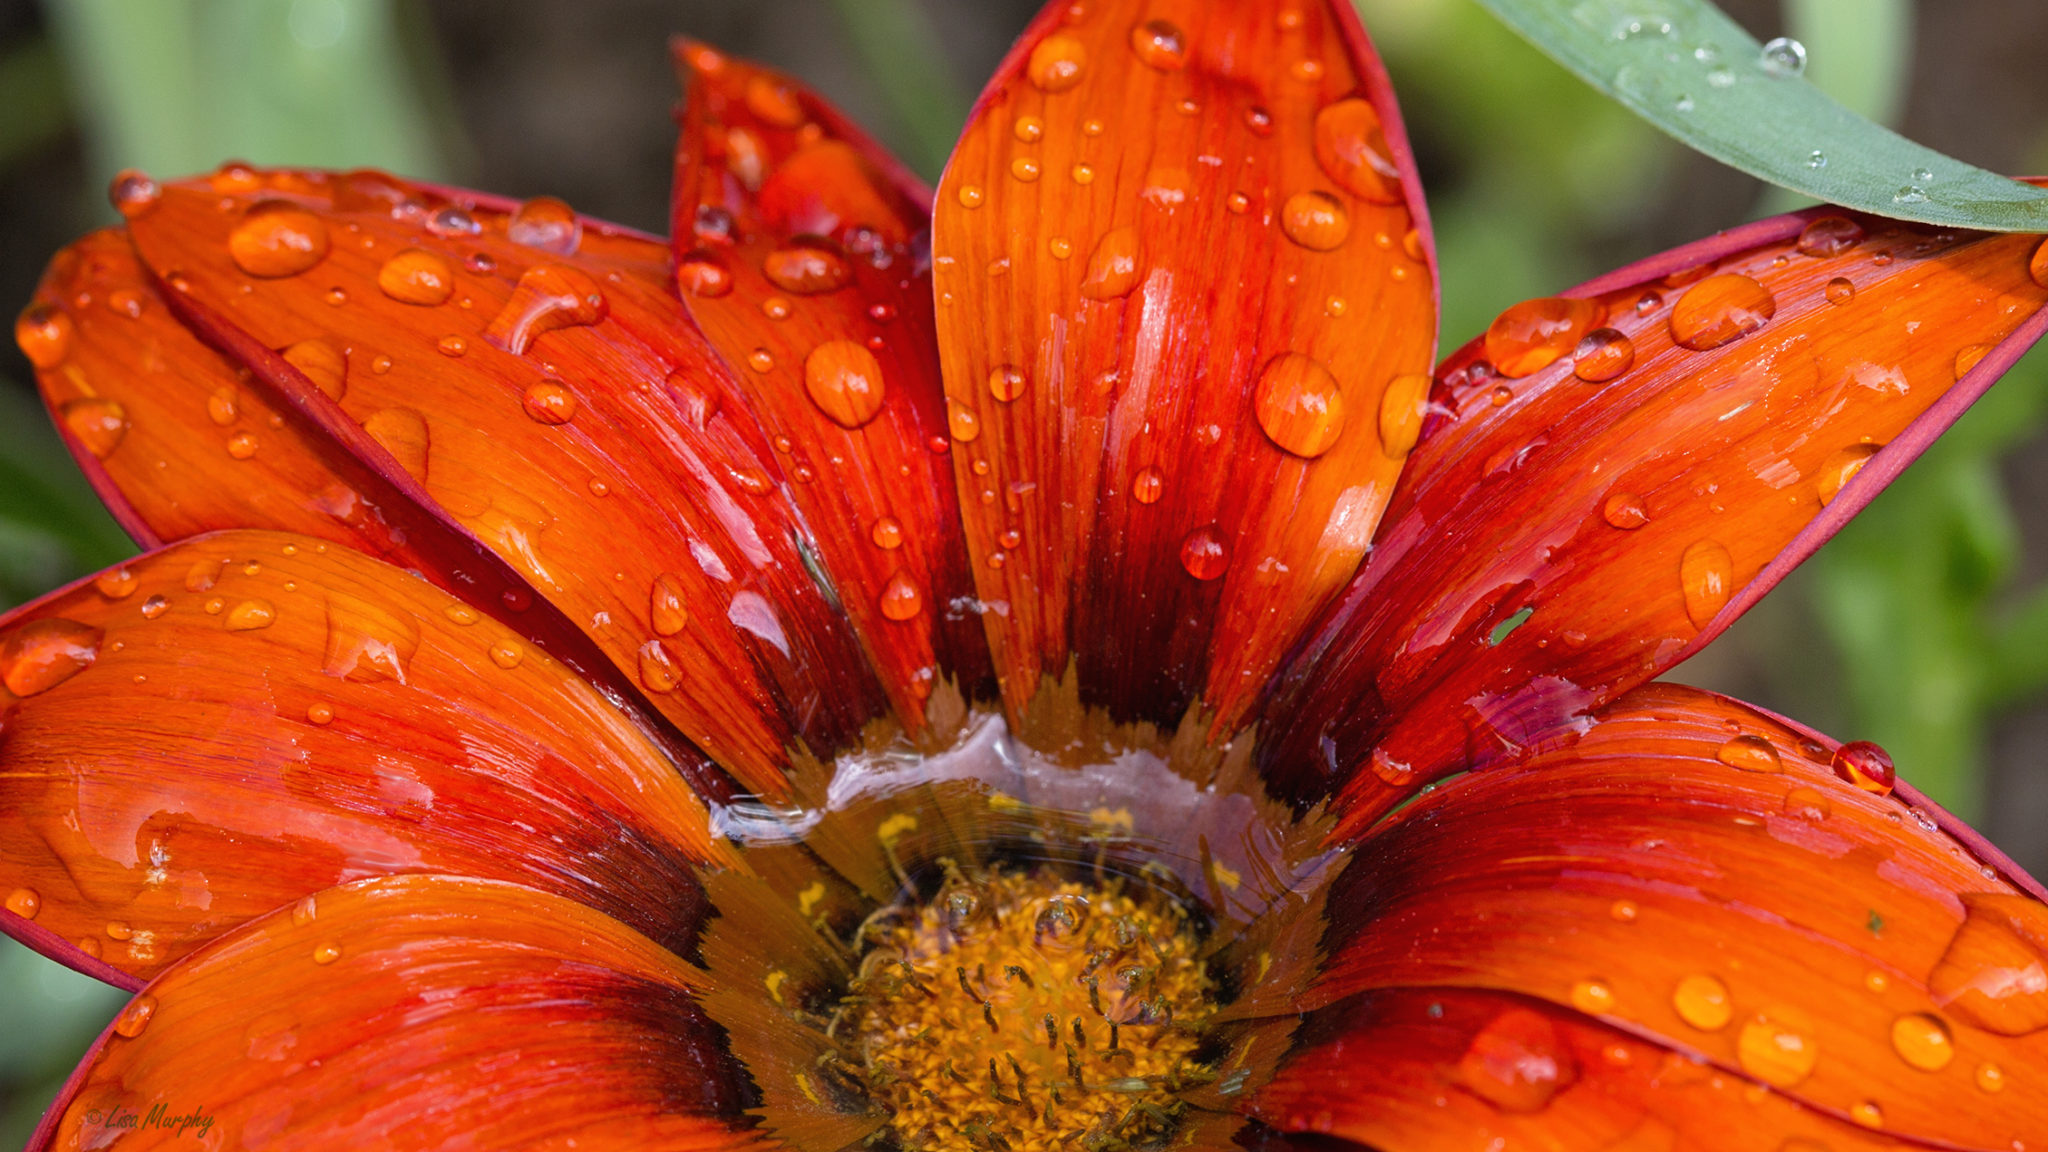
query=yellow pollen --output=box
[843,867,1215,1152]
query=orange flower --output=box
[7,2,2048,1148]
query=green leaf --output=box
[827,0,971,181]
[1467,0,2048,232]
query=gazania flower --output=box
[8,0,2048,1147]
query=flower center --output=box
[844,865,1216,1151]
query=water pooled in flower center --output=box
[845,866,1216,1151]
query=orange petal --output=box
[1265,209,2048,820]
[930,0,1435,729]
[89,166,893,795]
[1303,684,2044,1149]
[670,43,991,728]
[0,531,729,985]
[30,875,761,1152]
[1252,988,1904,1150]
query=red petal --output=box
[81,167,894,795]
[30,875,758,1152]
[930,0,1436,729]
[0,532,727,985]
[669,43,991,728]
[1304,683,2044,1148]
[1264,209,2048,819]
[1254,988,1904,1150]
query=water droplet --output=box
[108,169,161,218]
[1976,1061,2005,1092]
[1280,191,1351,251]
[106,289,145,319]
[311,941,343,966]
[1680,539,1734,629]
[1849,1102,1882,1129]
[1485,297,1603,378]
[1378,373,1431,458]
[1571,328,1635,382]
[764,239,852,295]
[1602,493,1649,530]
[1759,37,1807,78]
[225,599,277,631]
[4,888,40,920]
[956,184,985,210]
[1831,740,1896,796]
[1797,215,1864,257]
[987,364,1028,403]
[1670,274,1776,350]
[744,73,805,127]
[746,349,774,373]
[508,196,581,255]
[1816,442,1880,506]
[879,572,924,621]
[225,431,258,460]
[1071,163,1096,185]
[141,595,170,620]
[1611,900,1638,922]
[1717,733,1783,773]
[1672,973,1732,1030]
[1142,168,1192,209]
[2029,238,2048,290]
[229,201,331,278]
[870,517,904,549]
[1010,157,1042,183]
[489,640,524,670]
[282,338,348,401]
[1894,185,1929,205]
[947,401,982,443]
[1013,115,1045,142]
[637,639,681,691]
[14,304,73,370]
[1928,895,2048,1035]
[377,248,455,306]
[1028,33,1087,91]
[362,407,429,481]
[677,249,734,297]
[1253,353,1345,458]
[307,701,334,725]
[490,264,610,357]
[1783,786,1831,820]
[1889,1012,1954,1071]
[1706,66,1735,88]
[1312,99,1401,205]
[1737,1008,1818,1087]
[794,339,886,430]
[0,617,102,696]
[1129,18,1187,70]
[1132,466,1164,504]
[1080,226,1142,299]
[114,995,158,1038]
[437,335,468,357]
[1456,1008,1577,1113]
[1956,344,1993,380]
[1823,276,1855,306]
[1570,979,1616,1013]
[1179,526,1229,581]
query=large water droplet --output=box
[1797,215,1864,257]
[484,265,608,356]
[879,572,924,621]
[987,364,1028,403]
[1313,98,1402,204]
[108,169,161,218]
[1129,19,1187,70]
[1670,274,1776,350]
[1736,1007,1818,1087]
[376,248,455,306]
[282,338,348,401]
[1831,740,1895,796]
[1080,227,1143,299]
[1281,191,1351,251]
[947,401,982,443]
[2028,237,2048,290]
[1816,442,1880,506]
[1179,526,1229,581]
[1571,328,1635,382]
[113,994,158,1038]
[677,248,734,298]
[805,340,888,428]
[1672,973,1732,1030]
[1,617,102,696]
[1485,297,1603,378]
[1928,895,2048,1036]
[638,639,682,692]
[1759,37,1807,78]
[650,573,690,637]
[508,196,582,255]
[225,599,277,632]
[15,304,74,369]
[1027,33,1087,91]
[61,398,128,459]
[1716,733,1783,773]
[1680,539,1734,629]
[1131,466,1164,504]
[763,239,853,295]
[870,517,904,550]
[362,407,430,482]
[3,888,39,919]
[1602,492,1648,530]
[229,201,331,278]
[1890,1012,1954,1071]
[1253,352,1346,458]
[521,380,579,425]
[1378,373,1430,458]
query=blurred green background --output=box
[2,0,2046,1139]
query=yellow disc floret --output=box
[842,866,1215,1152]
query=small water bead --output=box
[1,617,103,696]
[1027,33,1087,92]
[1312,98,1401,204]
[1670,274,1776,350]
[956,184,985,209]
[870,517,904,550]
[437,335,468,357]
[677,249,734,297]
[1572,328,1635,382]
[1976,1061,2005,1092]
[1602,493,1649,530]
[1611,900,1638,923]
[307,701,334,725]
[637,640,682,693]
[1672,973,1732,1030]
[1179,525,1229,581]
[1378,373,1431,458]
[763,240,852,295]
[108,168,161,218]
[1245,105,1275,136]
[1759,36,1807,78]
[1080,227,1142,299]
[507,196,581,255]
[1849,1102,1882,1130]
[95,567,138,600]
[229,201,331,278]
[947,401,982,443]
[1129,18,1187,70]
[1887,1012,1955,1071]
[1821,276,1856,306]
[225,599,276,631]
[747,349,775,372]
[311,941,343,966]
[1831,740,1896,796]
[1010,157,1041,182]
[1783,787,1831,820]
[1816,442,1881,506]
[879,572,924,621]
[1048,237,1073,260]
[1131,466,1164,504]
[1253,352,1345,458]
[521,380,579,425]
[141,595,170,620]
[225,431,259,460]
[1679,539,1734,629]
[1013,115,1045,143]
[15,304,73,369]
[1280,191,1350,251]
[489,640,524,669]
[1737,1010,1818,1087]
[1072,163,1096,185]
[106,288,146,320]
[805,340,888,429]
[1571,979,1616,1014]
[1485,296,1603,378]
[282,338,348,401]
[113,995,158,1038]
[1717,734,1783,773]
[1797,215,1864,257]
[1289,58,1323,82]
[986,365,1028,403]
